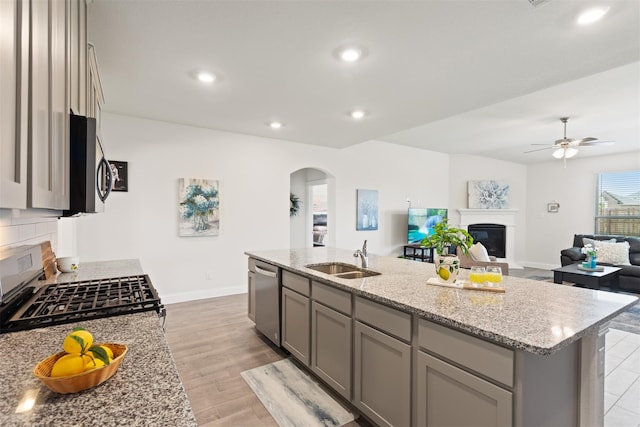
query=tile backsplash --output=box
[0,209,59,252]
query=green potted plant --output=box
[420,219,474,282]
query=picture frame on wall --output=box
[178,178,220,237]
[108,160,128,192]
[356,189,378,230]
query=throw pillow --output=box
[582,237,616,248]
[468,242,491,262]
[595,241,631,265]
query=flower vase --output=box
[435,254,460,283]
[588,255,597,269]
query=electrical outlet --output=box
[205,272,213,280]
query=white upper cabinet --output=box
[28,0,69,210]
[1,0,90,211]
[69,0,86,115]
[0,0,29,209]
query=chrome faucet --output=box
[354,240,368,268]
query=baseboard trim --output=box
[520,261,558,270]
[163,285,246,304]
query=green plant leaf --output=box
[88,345,111,366]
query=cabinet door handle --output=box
[255,265,277,278]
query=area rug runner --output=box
[241,358,356,427]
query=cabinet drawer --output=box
[282,270,310,296]
[355,297,411,343]
[312,281,351,315]
[418,319,514,387]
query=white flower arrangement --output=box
[581,243,599,257]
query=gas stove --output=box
[0,246,164,334]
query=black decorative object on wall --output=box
[108,160,128,192]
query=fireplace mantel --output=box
[457,208,521,268]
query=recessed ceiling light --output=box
[339,47,362,62]
[577,7,610,25]
[197,71,216,83]
[350,110,366,119]
[269,121,283,129]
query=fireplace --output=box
[468,223,506,258]
[457,208,520,268]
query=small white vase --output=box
[434,254,460,283]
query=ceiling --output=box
[87,0,640,165]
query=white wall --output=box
[525,152,640,268]
[69,113,450,303]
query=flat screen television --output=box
[407,208,448,244]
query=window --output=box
[595,170,640,237]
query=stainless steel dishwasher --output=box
[254,260,280,346]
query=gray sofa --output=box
[560,234,640,293]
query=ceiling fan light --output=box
[565,147,578,158]
[552,148,565,159]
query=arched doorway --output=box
[289,168,335,248]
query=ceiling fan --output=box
[525,117,614,166]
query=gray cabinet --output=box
[28,0,69,210]
[416,351,512,426]
[354,321,411,427]
[0,0,29,209]
[281,286,310,365]
[311,301,351,400]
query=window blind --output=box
[595,170,640,237]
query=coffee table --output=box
[552,264,621,290]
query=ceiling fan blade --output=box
[578,140,615,146]
[524,146,553,154]
[571,137,598,145]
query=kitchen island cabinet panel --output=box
[281,286,310,365]
[355,296,411,343]
[417,351,512,426]
[419,319,514,387]
[354,321,411,427]
[311,300,352,400]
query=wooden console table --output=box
[403,245,434,263]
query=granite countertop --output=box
[246,247,638,356]
[1,260,197,426]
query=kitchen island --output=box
[0,260,197,426]
[246,247,638,427]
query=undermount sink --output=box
[333,270,380,279]
[305,262,381,279]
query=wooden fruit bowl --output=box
[33,343,127,394]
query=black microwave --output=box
[63,114,112,216]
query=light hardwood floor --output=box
[164,294,369,426]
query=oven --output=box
[0,245,164,334]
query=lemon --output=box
[84,355,107,371]
[50,354,91,377]
[63,329,93,354]
[438,267,450,281]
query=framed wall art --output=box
[108,160,128,192]
[178,178,220,237]
[356,189,378,230]
[468,180,510,209]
